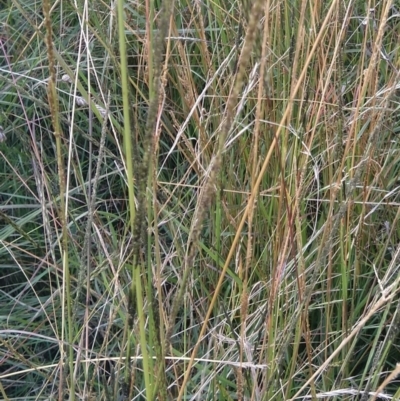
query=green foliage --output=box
[1,0,400,400]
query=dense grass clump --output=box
[1,0,400,400]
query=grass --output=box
[1,0,400,400]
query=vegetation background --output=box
[1,0,400,400]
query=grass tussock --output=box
[1,0,400,400]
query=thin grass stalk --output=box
[147,39,173,401]
[129,0,158,396]
[42,0,73,399]
[114,0,147,397]
[240,2,271,392]
[71,1,95,389]
[371,364,400,401]
[115,0,135,234]
[149,37,172,398]
[137,0,176,394]
[150,184,168,400]
[117,0,175,397]
[0,381,9,401]
[75,94,110,393]
[115,0,151,396]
